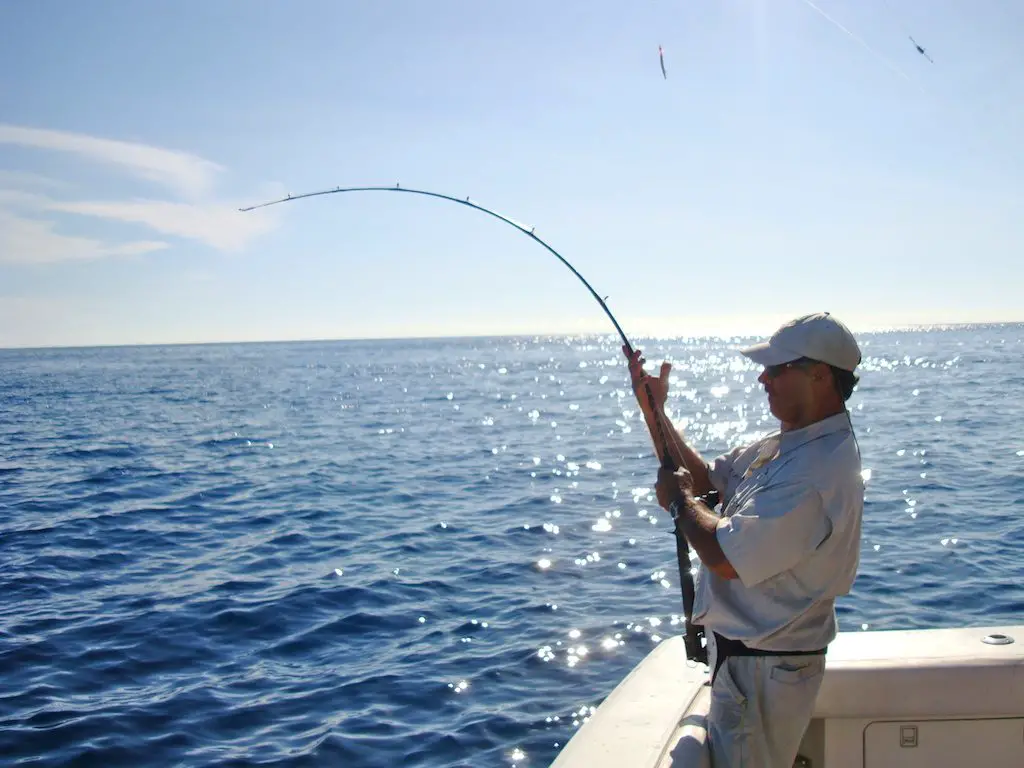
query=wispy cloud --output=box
[0,124,222,199]
[0,210,168,265]
[0,170,72,191]
[0,124,278,264]
[46,198,277,252]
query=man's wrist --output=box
[694,489,720,508]
[671,491,717,518]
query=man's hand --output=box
[622,345,671,412]
[656,465,694,511]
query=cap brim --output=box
[739,341,804,366]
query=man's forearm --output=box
[672,496,738,580]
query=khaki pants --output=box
[706,642,825,768]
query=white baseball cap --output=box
[740,312,862,372]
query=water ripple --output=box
[1,327,1022,765]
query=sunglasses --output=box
[763,357,818,379]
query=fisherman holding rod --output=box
[239,188,866,766]
[624,312,865,768]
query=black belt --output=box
[711,632,827,685]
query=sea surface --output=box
[2,325,1023,767]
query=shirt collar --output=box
[778,410,852,454]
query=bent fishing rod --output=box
[239,184,707,664]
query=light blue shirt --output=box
[692,411,863,651]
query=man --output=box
[624,311,864,768]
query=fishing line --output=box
[795,0,917,86]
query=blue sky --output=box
[1,0,1021,348]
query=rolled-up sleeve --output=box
[715,481,829,587]
[707,446,745,499]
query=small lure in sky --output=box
[658,45,667,79]
[909,36,934,63]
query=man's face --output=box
[757,358,820,424]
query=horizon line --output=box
[2,319,1022,353]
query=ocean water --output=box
[2,325,1023,767]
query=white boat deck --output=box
[550,624,1024,768]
